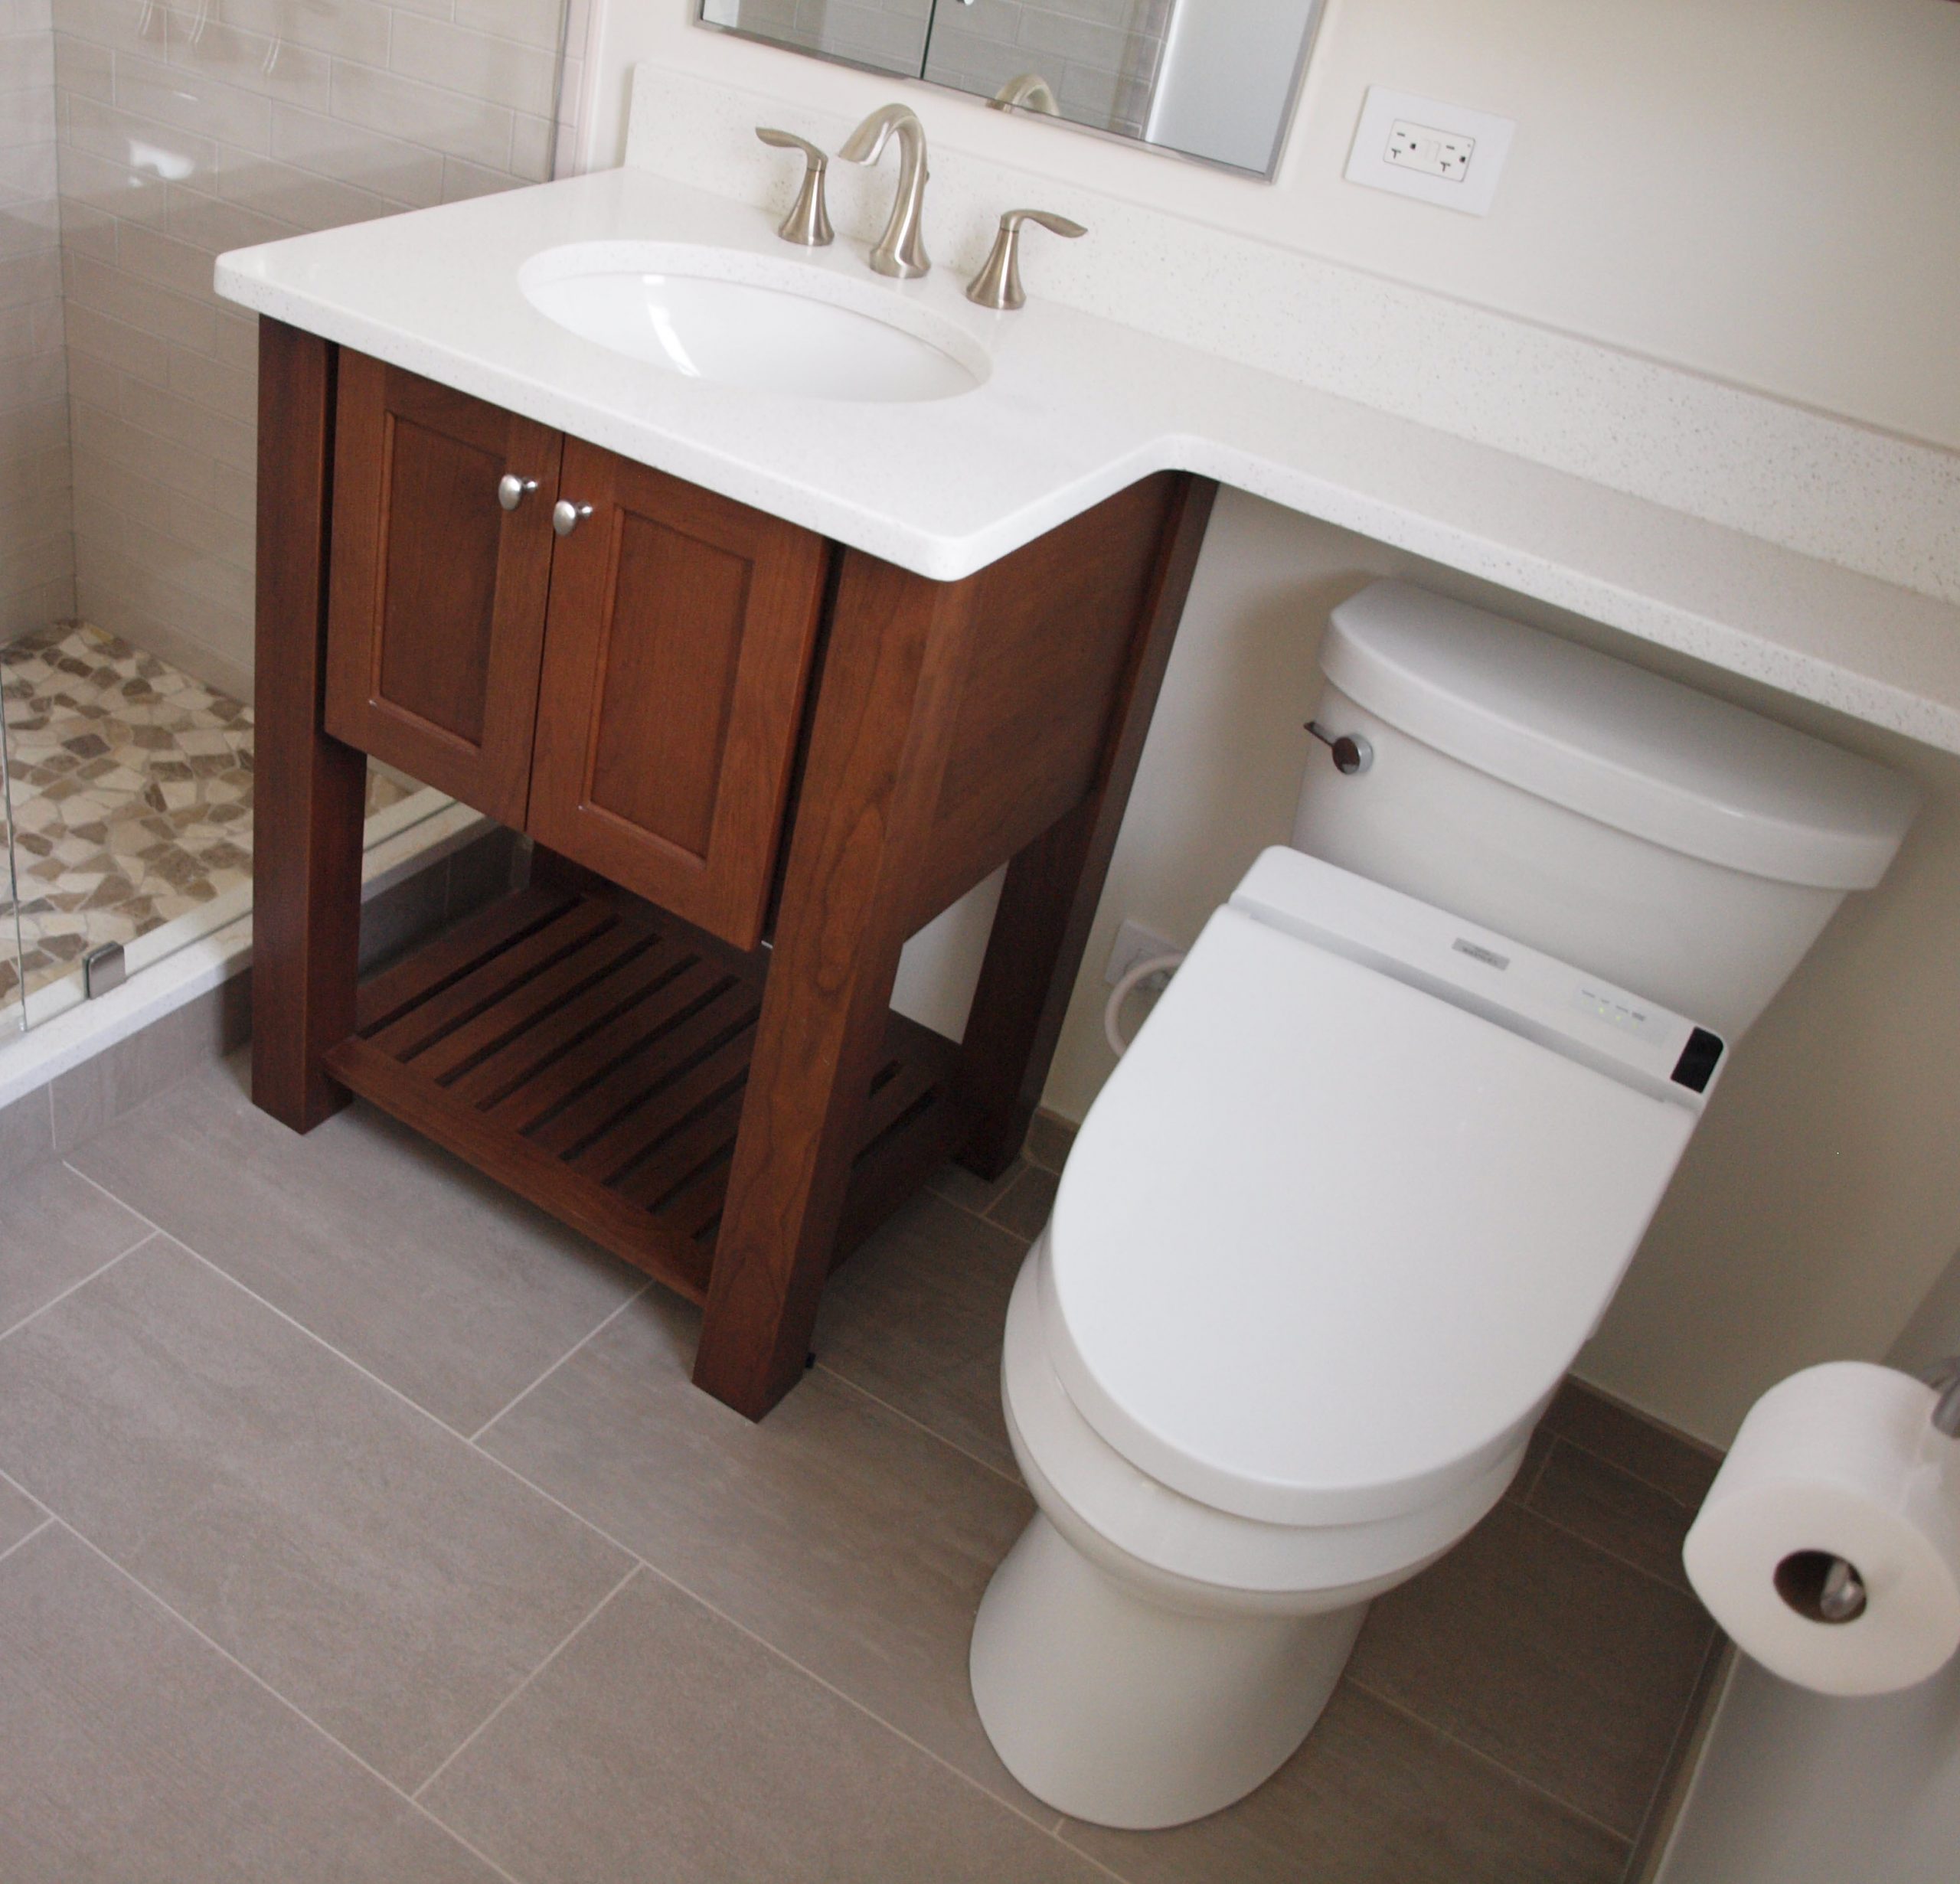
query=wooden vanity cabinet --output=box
[528,443,830,949]
[254,320,1216,1422]
[324,358,828,952]
[324,354,562,828]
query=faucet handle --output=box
[756,127,833,247]
[964,207,1086,311]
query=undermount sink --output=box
[520,241,989,403]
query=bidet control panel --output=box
[1230,847,1726,1112]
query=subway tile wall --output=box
[1,0,76,645]
[43,0,579,693]
[701,0,932,85]
[921,0,1171,139]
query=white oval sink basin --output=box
[520,242,989,404]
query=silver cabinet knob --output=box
[1305,720,1374,775]
[552,499,593,537]
[498,473,537,511]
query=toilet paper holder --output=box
[1924,1355,1960,1438]
[1783,1360,1960,1630]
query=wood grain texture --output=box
[693,475,1216,1416]
[251,319,368,1134]
[527,445,831,952]
[324,352,562,825]
[691,550,979,1417]
[907,475,1185,928]
[324,884,959,1310]
[956,475,1217,1177]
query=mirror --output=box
[695,0,1326,177]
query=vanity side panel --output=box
[323,353,563,827]
[956,474,1219,1176]
[907,473,1184,927]
[527,442,831,952]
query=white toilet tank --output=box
[1292,582,1921,1040]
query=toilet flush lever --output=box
[1305,720,1374,775]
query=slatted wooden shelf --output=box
[323,883,964,1302]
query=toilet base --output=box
[969,1510,1367,1830]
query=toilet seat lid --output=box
[1042,900,1695,1527]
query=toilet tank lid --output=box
[1322,581,1919,890]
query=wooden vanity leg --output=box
[955,475,1217,1179]
[252,318,367,1133]
[694,557,970,1420]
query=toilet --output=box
[966,580,1922,1830]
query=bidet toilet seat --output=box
[1002,1236,1525,1607]
[1040,849,1701,1531]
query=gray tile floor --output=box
[0,1052,1720,1882]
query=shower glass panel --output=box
[0,703,24,1034]
[0,0,573,1031]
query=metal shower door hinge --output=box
[83,941,126,998]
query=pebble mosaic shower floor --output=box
[1,623,416,1006]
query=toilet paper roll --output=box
[1684,1361,1960,1696]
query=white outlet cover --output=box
[1344,86,1515,217]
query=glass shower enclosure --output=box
[0,0,577,1040]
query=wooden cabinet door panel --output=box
[325,353,562,824]
[528,443,830,950]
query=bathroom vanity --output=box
[252,313,1212,1420]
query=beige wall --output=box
[589,0,1960,450]
[1,0,74,645]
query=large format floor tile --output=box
[814,1189,1027,1475]
[1347,1498,1713,1839]
[68,1056,643,1432]
[479,1288,1044,1815]
[0,1160,150,1334]
[0,1524,501,1883]
[0,1238,631,1790]
[424,1567,1106,1884]
[1060,1682,1628,1884]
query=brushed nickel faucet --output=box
[989,73,1060,116]
[838,103,930,279]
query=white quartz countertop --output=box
[215,165,1960,753]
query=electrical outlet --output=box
[1385,120,1474,181]
[1105,918,1179,987]
[1345,87,1514,216]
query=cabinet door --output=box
[528,442,831,951]
[325,352,562,824]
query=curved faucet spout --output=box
[839,103,930,279]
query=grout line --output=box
[48,1520,531,1884]
[1518,1495,1700,1602]
[0,1514,54,1570]
[469,1278,651,1444]
[60,1158,171,1235]
[812,1360,1026,1491]
[1351,1680,1635,1853]
[0,1227,155,1347]
[145,1231,634,1555]
[1516,1440,1554,1506]
[1619,1628,1727,1884]
[622,1553,1092,1856]
[412,1561,641,1802]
